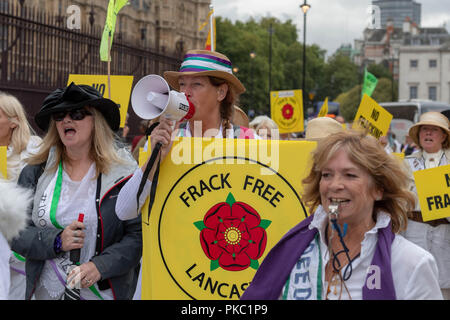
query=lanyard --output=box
[47,161,105,300]
[49,162,64,229]
[315,233,323,300]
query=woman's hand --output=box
[61,220,85,252]
[67,262,102,289]
[142,117,180,180]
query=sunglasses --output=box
[52,108,92,122]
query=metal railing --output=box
[0,1,181,91]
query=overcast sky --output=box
[211,0,450,58]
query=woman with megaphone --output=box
[116,49,257,222]
[115,49,258,300]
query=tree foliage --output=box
[336,77,398,122]
[215,17,395,119]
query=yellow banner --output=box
[67,74,134,128]
[414,164,450,221]
[0,146,6,179]
[139,137,316,299]
[270,90,304,134]
[353,94,392,139]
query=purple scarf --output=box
[241,214,396,300]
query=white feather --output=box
[0,180,32,242]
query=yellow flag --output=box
[100,0,129,62]
[0,146,7,179]
[318,97,328,117]
[204,10,215,51]
[198,9,213,31]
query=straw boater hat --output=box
[232,105,249,127]
[164,49,246,95]
[408,111,450,147]
[304,117,344,140]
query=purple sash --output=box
[241,214,396,300]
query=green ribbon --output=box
[13,251,26,262]
[49,162,64,229]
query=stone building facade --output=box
[398,43,450,103]
[25,0,211,57]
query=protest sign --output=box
[139,137,316,299]
[270,90,304,134]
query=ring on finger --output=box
[74,237,79,243]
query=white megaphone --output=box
[131,74,195,121]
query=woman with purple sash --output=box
[242,130,442,300]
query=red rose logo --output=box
[194,193,271,272]
[282,104,294,120]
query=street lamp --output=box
[300,1,310,115]
[250,52,256,109]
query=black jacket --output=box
[11,158,142,300]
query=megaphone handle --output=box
[136,141,162,218]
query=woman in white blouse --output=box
[242,130,442,300]
[402,111,450,299]
[0,92,41,299]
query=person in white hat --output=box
[303,117,344,141]
[402,111,450,299]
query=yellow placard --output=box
[353,94,393,139]
[414,164,450,221]
[0,146,6,179]
[139,137,316,299]
[392,152,405,160]
[270,90,304,134]
[67,74,134,128]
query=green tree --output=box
[320,52,359,101]
[216,17,327,116]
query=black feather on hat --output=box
[35,82,120,131]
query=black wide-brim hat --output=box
[35,82,121,131]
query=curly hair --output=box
[301,130,415,233]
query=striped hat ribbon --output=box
[180,53,232,74]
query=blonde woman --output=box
[0,92,41,299]
[0,92,41,182]
[242,130,442,300]
[249,115,278,139]
[11,83,142,300]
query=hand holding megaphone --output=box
[131,75,196,207]
[131,74,195,122]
